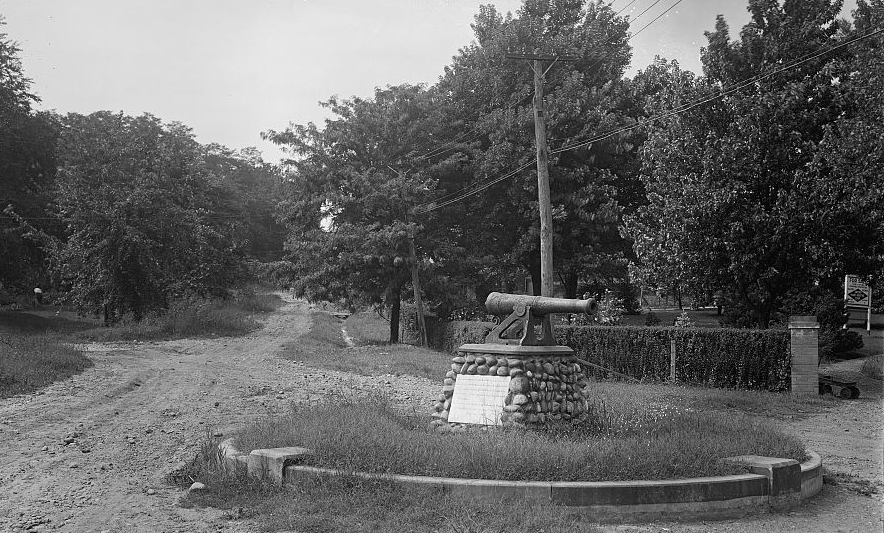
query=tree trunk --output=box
[754,306,772,329]
[563,271,579,299]
[388,289,401,344]
[529,263,542,296]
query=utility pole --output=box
[391,164,428,348]
[505,52,576,297]
[406,222,428,348]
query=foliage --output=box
[422,319,791,390]
[266,84,465,343]
[559,325,791,390]
[52,112,248,323]
[0,17,59,291]
[625,0,884,327]
[436,0,642,297]
[75,291,282,341]
[674,310,694,328]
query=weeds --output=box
[230,392,805,483]
[77,291,284,342]
[0,333,92,398]
[860,354,883,380]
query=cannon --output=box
[483,292,598,346]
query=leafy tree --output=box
[627,0,883,327]
[203,145,286,261]
[265,84,463,342]
[0,16,58,293]
[53,112,245,322]
[434,0,642,298]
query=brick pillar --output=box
[789,316,819,396]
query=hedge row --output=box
[406,316,790,391]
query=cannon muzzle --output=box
[485,292,598,316]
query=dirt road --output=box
[1,297,881,532]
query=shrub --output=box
[674,310,694,328]
[426,321,791,391]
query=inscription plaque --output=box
[447,375,512,425]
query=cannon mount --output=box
[483,292,597,346]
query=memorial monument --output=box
[431,292,597,430]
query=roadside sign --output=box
[844,275,871,308]
[844,274,872,333]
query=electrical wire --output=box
[414,23,884,213]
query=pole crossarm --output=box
[504,53,579,62]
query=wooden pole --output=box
[505,53,575,298]
[533,59,553,298]
[407,224,428,348]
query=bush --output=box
[77,291,283,341]
[560,326,791,391]
[426,320,791,391]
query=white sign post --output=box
[844,275,872,333]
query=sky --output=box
[0,0,860,164]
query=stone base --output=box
[431,346,590,428]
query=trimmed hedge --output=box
[408,316,791,391]
[557,326,791,391]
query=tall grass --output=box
[180,435,604,533]
[233,391,805,482]
[0,333,92,398]
[77,291,284,342]
[861,354,884,380]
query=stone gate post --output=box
[789,316,819,396]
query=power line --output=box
[553,23,884,155]
[630,0,685,40]
[414,23,884,214]
[417,0,685,212]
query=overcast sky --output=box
[0,0,860,163]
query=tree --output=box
[53,112,245,322]
[265,84,462,342]
[0,16,58,293]
[627,0,883,327]
[434,0,643,298]
[203,145,286,261]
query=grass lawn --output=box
[343,309,391,345]
[0,312,94,398]
[282,310,448,380]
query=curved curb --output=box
[219,438,822,522]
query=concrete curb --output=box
[219,438,823,522]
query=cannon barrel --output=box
[485,292,598,316]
